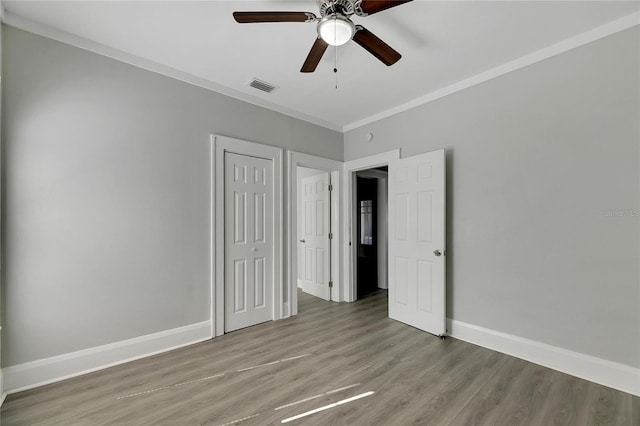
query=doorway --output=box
[343,150,399,303]
[287,151,342,317]
[355,168,389,299]
[343,149,447,338]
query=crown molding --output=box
[342,11,640,132]
[1,9,638,135]
[1,11,343,133]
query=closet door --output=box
[224,152,274,332]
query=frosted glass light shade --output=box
[318,15,355,46]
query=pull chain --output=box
[334,46,338,89]
[333,14,338,89]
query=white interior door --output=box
[388,149,446,336]
[224,152,273,332]
[300,173,330,301]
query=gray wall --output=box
[345,28,640,368]
[1,26,342,366]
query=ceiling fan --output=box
[233,0,413,73]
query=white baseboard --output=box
[0,326,4,406]
[447,318,640,397]
[2,321,212,394]
[0,366,5,406]
[3,318,637,399]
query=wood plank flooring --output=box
[1,289,637,425]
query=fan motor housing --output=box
[320,0,356,17]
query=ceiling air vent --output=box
[249,78,278,93]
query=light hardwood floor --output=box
[1,289,637,425]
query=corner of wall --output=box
[0,0,5,408]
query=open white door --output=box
[388,149,446,336]
[300,173,331,301]
[224,152,273,332]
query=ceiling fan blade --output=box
[301,37,329,73]
[233,11,315,23]
[358,0,413,15]
[353,26,401,66]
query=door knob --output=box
[433,249,442,257]
[299,239,306,243]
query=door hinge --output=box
[329,281,333,288]
[328,232,333,240]
[328,184,333,191]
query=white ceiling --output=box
[3,1,639,131]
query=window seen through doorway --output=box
[360,200,373,245]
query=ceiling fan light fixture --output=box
[318,14,355,46]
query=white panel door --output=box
[300,173,330,301]
[224,152,273,332]
[388,149,446,336]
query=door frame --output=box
[212,134,283,337]
[287,151,342,316]
[342,150,400,302]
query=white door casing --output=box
[342,150,400,303]
[300,173,331,301]
[388,149,446,336]
[224,152,274,332]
